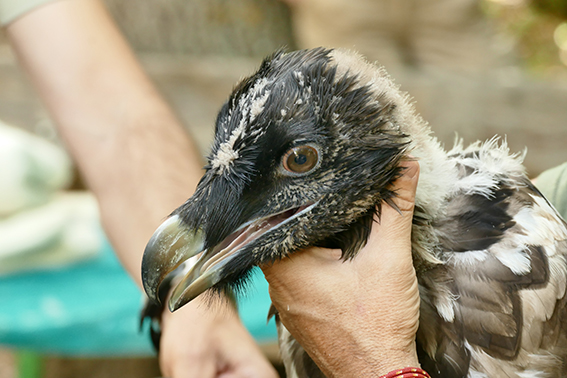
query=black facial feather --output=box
[315,207,375,259]
[175,48,409,295]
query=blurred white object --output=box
[0,192,101,274]
[0,121,101,274]
[0,120,73,216]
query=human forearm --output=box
[6,0,203,285]
[5,2,279,376]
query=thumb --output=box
[362,159,419,263]
[389,159,419,214]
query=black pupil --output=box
[294,154,308,165]
[285,145,317,174]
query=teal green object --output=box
[0,236,276,356]
[237,267,277,343]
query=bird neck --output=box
[411,133,458,217]
[407,134,458,269]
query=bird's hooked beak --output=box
[142,203,317,312]
[141,215,208,311]
[142,213,248,312]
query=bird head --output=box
[142,48,412,311]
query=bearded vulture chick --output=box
[141,48,567,378]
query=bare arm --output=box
[6,1,277,377]
[6,0,202,285]
[6,2,421,376]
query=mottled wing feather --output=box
[420,179,567,377]
[434,187,517,253]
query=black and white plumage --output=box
[141,48,567,378]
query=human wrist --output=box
[282,317,419,378]
[309,346,420,378]
[379,367,430,378]
[333,342,420,378]
[373,339,421,377]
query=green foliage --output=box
[532,0,567,19]
[482,0,567,78]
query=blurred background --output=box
[0,0,566,377]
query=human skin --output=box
[5,1,276,377]
[5,0,422,375]
[263,161,421,377]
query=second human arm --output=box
[5,1,277,377]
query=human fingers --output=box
[389,159,420,213]
[356,159,419,270]
[159,301,218,378]
[159,298,277,378]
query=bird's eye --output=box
[282,145,319,175]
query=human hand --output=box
[159,296,279,378]
[261,160,420,378]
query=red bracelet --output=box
[379,367,431,378]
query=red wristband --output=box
[379,367,431,378]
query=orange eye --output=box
[282,145,319,174]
